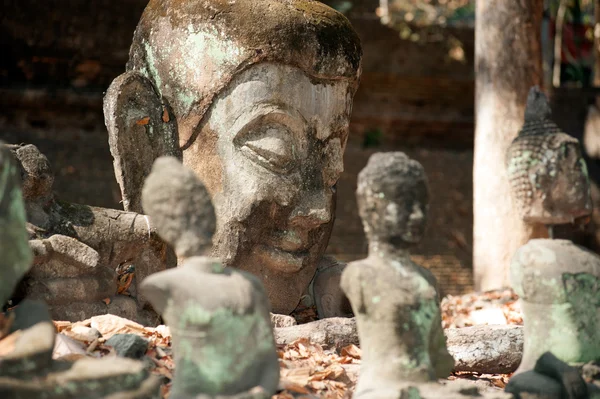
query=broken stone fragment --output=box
[510,239,600,372]
[0,300,161,398]
[0,300,55,378]
[28,234,101,279]
[505,352,597,399]
[26,267,117,305]
[106,334,149,360]
[270,313,297,328]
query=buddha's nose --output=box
[288,188,332,229]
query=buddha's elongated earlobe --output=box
[104,71,181,213]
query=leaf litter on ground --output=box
[1,288,523,398]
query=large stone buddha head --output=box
[104,0,362,314]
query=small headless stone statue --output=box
[7,143,174,324]
[104,0,363,316]
[139,157,279,399]
[341,152,455,398]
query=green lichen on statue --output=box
[0,143,33,306]
[511,239,600,372]
[127,0,362,120]
[173,306,277,395]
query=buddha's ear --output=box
[104,71,182,213]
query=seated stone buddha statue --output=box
[104,0,363,315]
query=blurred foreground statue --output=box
[104,0,362,316]
[140,157,279,399]
[0,300,162,398]
[0,142,32,307]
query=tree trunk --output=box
[473,0,545,291]
[595,0,600,98]
[553,0,568,87]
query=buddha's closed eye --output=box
[237,123,297,174]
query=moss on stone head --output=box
[127,0,362,121]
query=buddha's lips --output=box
[265,229,316,253]
[253,244,309,273]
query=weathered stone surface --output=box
[29,234,101,278]
[48,297,158,326]
[140,158,279,397]
[142,257,280,397]
[445,325,523,374]
[310,255,352,318]
[270,313,297,328]
[8,143,175,323]
[106,0,362,315]
[510,239,600,372]
[0,142,33,307]
[0,357,162,399]
[274,317,523,373]
[0,301,161,398]
[274,317,358,350]
[0,300,55,378]
[378,381,512,399]
[341,152,454,397]
[26,267,117,304]
[506,87,592,226]
[106,334,149,360]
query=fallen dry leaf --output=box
[310,364,345,381]
[53,333,87,359]
[279,379,311,394]
[441,288,522,329]
[88,314,146,339]
[53,320,72,332]
[136,116,151,125]
[162,107,170,123]
[340,345,361,359]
